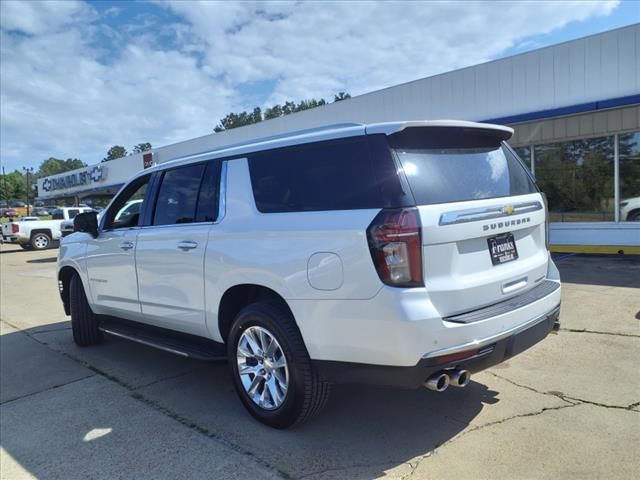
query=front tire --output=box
[228,302,330,429]
[31,233,51,250]
[70,274,103,346]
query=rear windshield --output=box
[390,128,537,205]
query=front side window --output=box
[153,164,205,226]
[104,176,150,229]
[52,209,64,220]
[67,209,80,219]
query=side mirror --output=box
[74,212,99,238]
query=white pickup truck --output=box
[1,207,93,250]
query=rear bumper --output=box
[313,303,560,388]
[1,235,19,243]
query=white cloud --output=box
[0,0,95,35]
[0,0,620,172]
[165,0,619,105]
[0,1,234,171]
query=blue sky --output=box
[1,0,638,171]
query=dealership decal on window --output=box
[42,165,107,192]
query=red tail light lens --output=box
[367,208,423,287]
[12,224,19,234]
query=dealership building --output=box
[37,24,639,252]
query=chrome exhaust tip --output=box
[425,372,450,392]
[448,369,471,388]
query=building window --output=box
[534,136,615,222]
[513,146,532,169]
[619,131,640,222]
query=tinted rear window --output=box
[248,136,410,213]
[391,128,537,205]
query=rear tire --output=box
[228,302,330,429]
[70,274,103,346]
[31,233,51,250]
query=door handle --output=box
[177,241,198,251]
[120,241,134,251]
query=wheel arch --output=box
[625,208,640,221]
[30,228,53,239]
[217,284,296,343]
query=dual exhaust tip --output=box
[424,369,470,392]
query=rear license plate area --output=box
[487,233,518,266]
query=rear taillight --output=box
[541,193,550,250]
[367,208,423,287]
[11,224,19,234]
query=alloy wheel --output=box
[236,326,289,410]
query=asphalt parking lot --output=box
[1,243,638,479]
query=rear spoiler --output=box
[366,120,513,140]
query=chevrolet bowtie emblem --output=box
[503,205,515,215]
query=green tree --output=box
[214,93,350,132]
[102,145,128,162]
[214,107,263,132]
[133,143,152,154]
[0,170,26,205]
[333,92,351,102]
[36,157,86,178]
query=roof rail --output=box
[216,122,363,149]
[156,122,365,168]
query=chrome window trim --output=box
[439,200,543,226]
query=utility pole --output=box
[22,166,34,216]
[1,166,7,208]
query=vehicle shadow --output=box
[1,323,498,479]
[553,253,640,288]
[0,248,28,255]
[26,257,57,264]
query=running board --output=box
[99,317,227,361]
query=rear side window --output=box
[153,164,205,225]
[248,136,410,213]
[390,127,537,205]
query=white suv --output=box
[58,121,561,428]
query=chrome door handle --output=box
[120,241,134,251]
[177,241,198,251]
